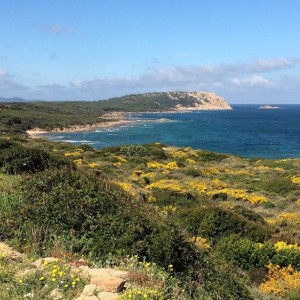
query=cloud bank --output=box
[1,58,300,103]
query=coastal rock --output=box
[90,277,126,293]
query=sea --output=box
[41,105,300,159]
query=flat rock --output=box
[74,296,99,300]
[98,291,119,300]
[79,266,128,280]
[81,284,100,296]
[90,277,126,293]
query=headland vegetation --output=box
[0,92,300,299]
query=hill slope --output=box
[98,91,232,111]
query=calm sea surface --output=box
[42,105,300,159]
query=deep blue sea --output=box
[42,105,300,159]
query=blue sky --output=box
[0,0,300,103]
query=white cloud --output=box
[251,58,297,72]
[0,68,28,92]
[1,58,300,103]
[231,74,274,88]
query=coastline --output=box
[26,112,171,138]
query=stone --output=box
[74,296,98,300]
[81,284,100,296]
[79,266,128,280]
[90,277,126,293]
[98,291,119,300]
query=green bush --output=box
[0,143,73,174]
[7,169,197,271]
[184,167,201,178]
[198,150,228,162]
[192,254,254,300]
[177,205,270,243]
[271,249,300,270]
[259,176,295,195]
[216,236,275,270]
[120,145,148,157]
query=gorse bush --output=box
[177,205,271,243]
[259,176,295,194]
[6,169,198,271]
[0,142,73,174]
[216,236,275,270]
[197,150,228,162]
[120,145,148,157]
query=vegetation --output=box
[1,105,300,299]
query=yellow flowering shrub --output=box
[147,161,179,170]
[186,158,196,164]
[291,176,300,184]
[223,168,251,176]
[162,205,178,215]
[147,195,156,203]
[115,156,127,163]
[188,180,207,194]
[259,263,300,296]
[73,158,84,166]
[274,241,300,252]
[279,212,298,222]
[113,162,123,167]
[192,236,211,250]
[130,170,144,181]
[120,287,164,300]
[201,167,221,175]
[211,179,228,189]
[112,181,136,197]
[88,162,99,168]
[207,188,268,204]
[171,150,188,158]
[64,151,82,157]
[147,161,166,169]
[146,179,184,193]
[254,166,272,172]
[165,161,179,169]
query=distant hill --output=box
[0,97,27,102]
[98,91,232,112]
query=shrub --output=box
[216,236,275,270]
[259,176,295,195]
[272,249,300,270]
[0,143,73,174]
[120,145,148,157]
[184,167,201,178]
[77,144,94,151]
[198,150,228,162]
[7,169,197,271]
[177,206,271,243]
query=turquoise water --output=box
[42,105,300,159]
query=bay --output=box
[42,105,300,159]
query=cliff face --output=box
[166,91,232,111]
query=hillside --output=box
[98,91,232,112]
[1,122,300,299]
[0,91,231,133]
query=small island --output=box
[258,105,281,109]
